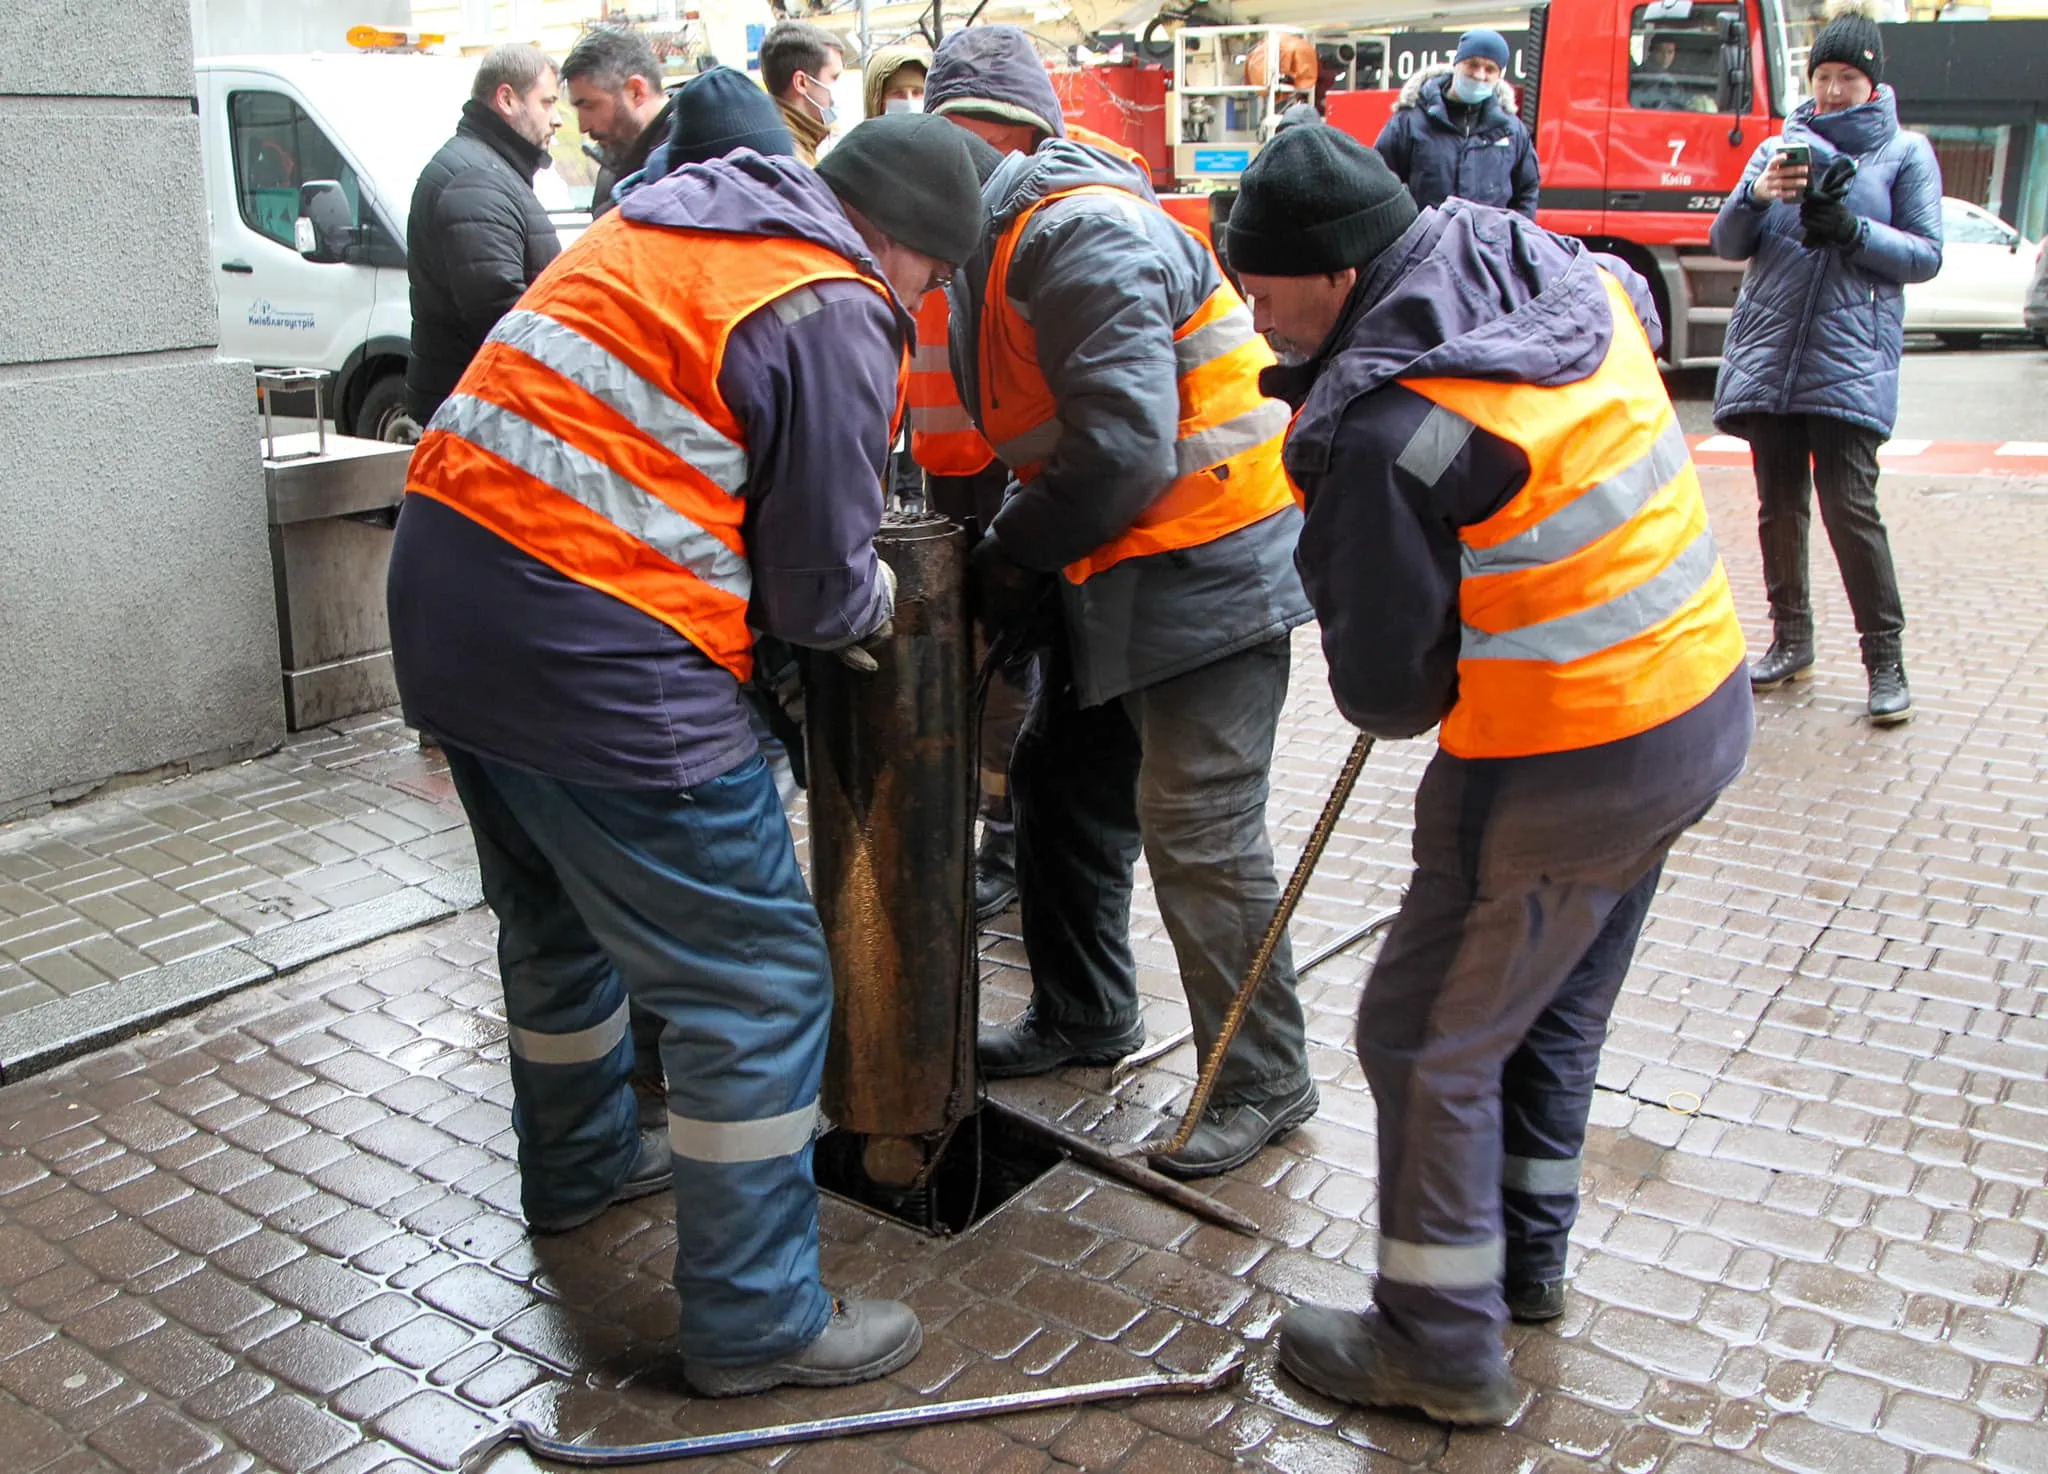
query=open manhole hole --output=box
[814,1107,1063,1235]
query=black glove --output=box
[968,533,1056,648]
[743,636,808,791]
[1800,155,1862,249]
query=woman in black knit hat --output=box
[1709,0,1943,724]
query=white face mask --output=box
[884,96,924,115]
[802,74,839,127]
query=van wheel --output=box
[355,373,421,444]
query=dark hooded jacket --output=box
[591,95,676,217]
[405,99,562,421]
[388,153,904,787]
[925,26,1067,138]
[1273,201,1749,853]
[1711,87,1942,437]
[1374,65,1538,219]
[947,139,1309,707]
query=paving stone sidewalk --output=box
[0,468,2042,1473]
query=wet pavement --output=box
[0,462,2044,1473]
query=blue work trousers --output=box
[443,747,833,1365]
[1358,747,1715,1380]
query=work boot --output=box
[1504,1277,1567,1324]
[1866,662,1912,725]
[1277,1305,1519,1426]
[631,1072,667,1133]
[527,1128,672,1235]
[1149,1080,1320,1179]
[973,823,1019,921]
[1748,635,1815,690]
[683,1297,923,1398]
[977,1004,1145,1079]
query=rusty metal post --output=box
[809,513,977,1186]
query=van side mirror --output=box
[295,180,355,264]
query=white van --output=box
[195,50,584,442]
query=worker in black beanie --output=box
[1229,127,1753,1427]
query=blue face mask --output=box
[1449,72,1494,105]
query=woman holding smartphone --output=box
[1710,0,1943,725]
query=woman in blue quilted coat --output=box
[1710,4,1941,725]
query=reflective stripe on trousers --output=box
[442,746,833,1366]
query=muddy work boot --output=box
[527,1128,673,1235]
[1278,1305,1518,1426]
[977,1004,1144,1079]
[1866,662,1912,725]
[684,1297,923,1398]
[1748,635,1815,690]
[973,822,1019,921]
[1149,1080,1320,1179]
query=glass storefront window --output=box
[1920,123,2011,217]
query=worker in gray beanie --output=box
[1229,126,1751,1426]
[1372,23,1537,216]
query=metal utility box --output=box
[262,432,410,730]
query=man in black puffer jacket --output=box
[406,44,564,424]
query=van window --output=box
[228,90,363,247]
[1629,3,1744,114]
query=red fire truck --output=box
[1060,0,1826,367]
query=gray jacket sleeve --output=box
[1711,141,1776,261]
[988,205,1183,573]
[1509,126,1541,219]
[721,281,900,650]
[1848,137,1944,285]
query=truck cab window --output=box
[228,90,362,248]
[1629,3,1744,114]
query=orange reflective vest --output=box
[407,213,899,684]
[1067,122,1150,173]
[908,290,996,476]
[1406,272,1746,759]
[979,185,1294,583]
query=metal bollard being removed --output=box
[806,513,979,1192]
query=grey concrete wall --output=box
[0,0,284,821]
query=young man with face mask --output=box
[864,45,929,118]
[1374,29,1539,219]
[761,20,844,165]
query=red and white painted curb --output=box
[1689,435,2048,477]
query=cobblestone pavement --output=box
[0,468,2043,1473]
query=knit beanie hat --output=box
[816,112,985,265]
[665,67,793,168]
[1807,1,1884,86]
[1225,127,1419,276]
[1454,29,1511,69]
[925,26,1066,139]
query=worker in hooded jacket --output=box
[1226,127,1751,1424]
[929,25,1320,1181]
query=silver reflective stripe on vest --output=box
[488,310,750,496]
[913,341,952,374]
[1502,1154,1584,1196]
[1397,403,1477,489]
[1378,1235,1506,1289]
[998,418,1062,468]
[1174,305,1256,376]
[434,394,752,600]
[507,999,629,1065]
[667,1101,818,1164]
[911,402,977,434]
[1463,418,1692,577]
[1461,525,1719,665]
[773,286,827,326]
[1175,398,1288,476]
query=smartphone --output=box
[1775,143,1811,173]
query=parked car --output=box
[1903,196,2042,348]
[2027,229,2048,343]
[198,49,588,443]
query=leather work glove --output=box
[968,532,1056,650]
[833,560,897,673]
[744,635,808,790]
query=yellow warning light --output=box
[347,25,447,50]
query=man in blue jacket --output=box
[1374,29,1538,219]
[1227,128,1751,1424]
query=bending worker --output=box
[387,114,983,1397]
[1225,129,1751,1422]
[931,26,1320,1180]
